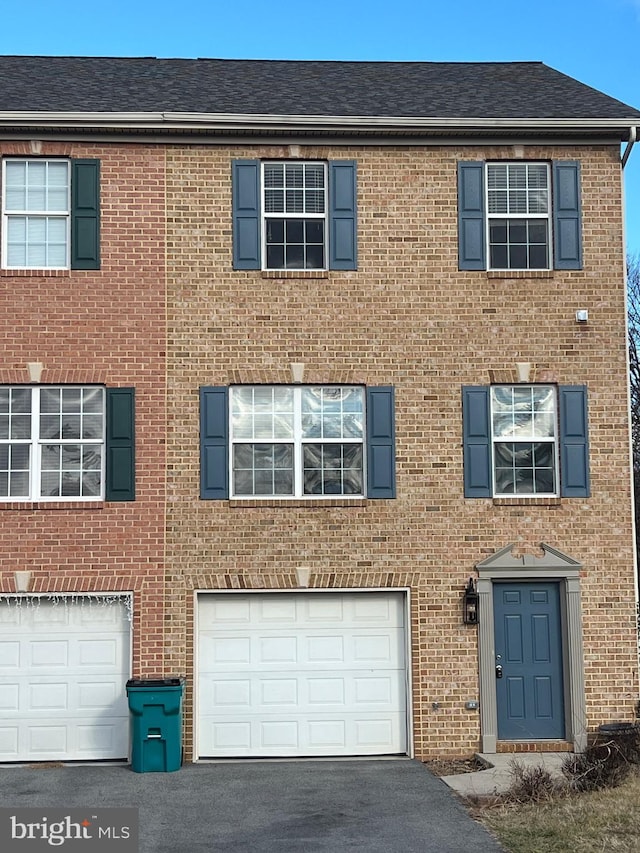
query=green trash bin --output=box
[126,677,185,772]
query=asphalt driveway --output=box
[0,759,504,852]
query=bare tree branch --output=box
[627,254,640,578]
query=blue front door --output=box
[493,582,565,740]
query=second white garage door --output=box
[197,591,408,758]
[0,596,130,762]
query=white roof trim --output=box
[0,111,636,134]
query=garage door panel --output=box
[0,598,130,762]
[198,592,408,758]
[260,636,298,663]
[260,597,298,622]
[0,641,20,668]
[0,684,19,710]
[29,725,68,754]
[305,596,344,621]
[77,723,120,754]
[30,640,69,667]
[201,713,405,758]
[77,681,120,710]
[0,727,18,754]
[204,636,251,665]
[201,598,252,628]
[29,682,68,710]
[199,669,404,713]
[260,678,298,706]
[201,629,404,672]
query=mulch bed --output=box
[423,756,486,777]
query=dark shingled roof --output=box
[0,56,638,119]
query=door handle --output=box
[495,664,503,679]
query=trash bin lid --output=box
[597,722,638,735]
[126,677,185,688]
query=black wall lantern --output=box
[463,577,479,625]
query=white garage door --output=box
[0,596,130,762]
[197,591,408,758]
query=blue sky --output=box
[2,0,639,253]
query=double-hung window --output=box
[487,163,550,270]
[232,159,357,271]
[200,385,395,500]
[458,160,582,271]
[263,162,327,270]
[3,160,70,268]
[0,386,135,501]
[1,158,100,270]
[1,386,104,499]
[462,384,590,499]
[490,385,557,495]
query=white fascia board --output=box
[0,111,636,136]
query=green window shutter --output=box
[366,386,396,499]
[458,162,486,270]
[559,385,590,497]
[232,160,261,269]
[329,161,357,270]
[71,159,100,270]
[553,161,582,270]
[200,387,229,499]
[106,388,135,501]
[462,386,492,497]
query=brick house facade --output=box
[0,58,638,762]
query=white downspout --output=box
[622,125,636,169]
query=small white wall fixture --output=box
[475,543,586,754]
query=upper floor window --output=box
[232,159,357,272]
[3,160,70,268]
[458,160,582,272]
[490,385,557,495]
[487,163,550,270]
[0,385,134,502]
[263,162,327,270]
[1,158,100,270]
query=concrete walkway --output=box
[441,752,569,797]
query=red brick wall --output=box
[0,141,167,676]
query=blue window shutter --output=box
[366,386,395,499]
[105,388,135,501]
[553,161,582,270]
[462,386,492,497]
[559,385,590,497]
[329,161,357,270]
[232,160,260,269]
[458,162,486,271]
[200,387,229,499]
[71,159,100,270]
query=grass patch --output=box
[478,769,640,853]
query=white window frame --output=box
[489,384,559,498]
[261,161,328,271]
[229,385,366,499]
[1,158,71,270]
[0,386,105,502]
[485,162,552,271]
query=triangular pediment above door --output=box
[476,543,582,572]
